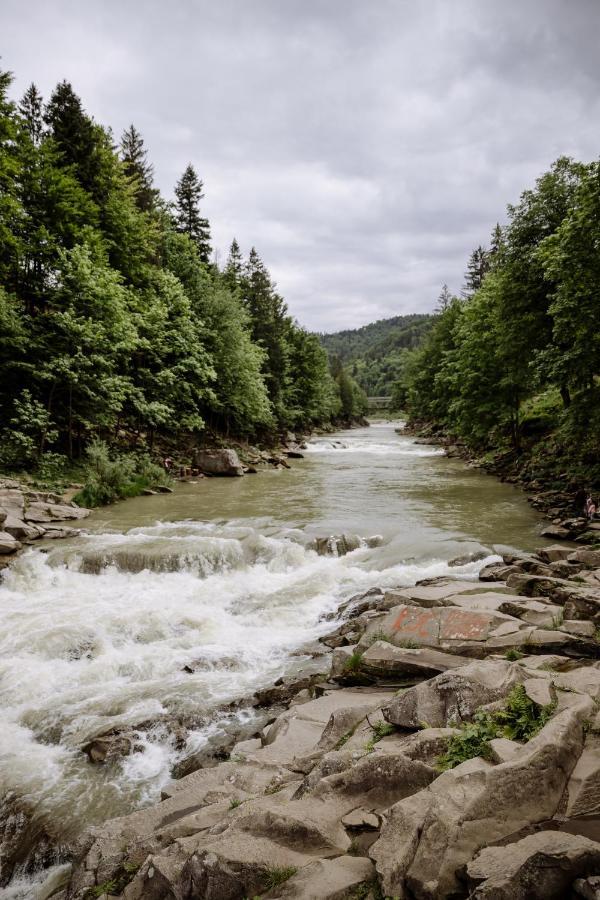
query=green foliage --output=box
[263,866,297,890]
[74,439,168,507]
[348,879,384,900]
[405,156,600,478]
[495,684,555,741]
[229,797,242,810]
[83,862,139,899]
[343,651,364,673]
[437,685,555,771]
[319,314,433,395]
[504,649,524,661]
[436,710,499,771]
[0,65,343,468]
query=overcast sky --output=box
[2,0,600,332]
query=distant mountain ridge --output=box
[318,313,433,395]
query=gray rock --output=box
[536,545,574,563]
[382,659,525,729]
[467,830,600,898]
[371,698,592,898]
[262,856,375,898]
[360,641,471,679]
[193,448,245,476]
[0,531,21,555]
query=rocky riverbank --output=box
[0,479,91,569]
[32,540,600,899]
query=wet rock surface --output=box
[0,479,89,565]
[16,543,600,898]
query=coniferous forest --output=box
[0,68,367,477]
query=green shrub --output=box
[74,439,170,507]
[504,648,524,660]
[436,685,556,771]
[496,684,555,741]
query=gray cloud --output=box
[2,0,599,330]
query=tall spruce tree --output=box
[174,163,211,263]
[19,84,44,146]
[120,124,156,212]
[223,237,243,289]
[44,81,101,196]
[462,246,489,297]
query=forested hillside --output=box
[403,156,600,488]
[319,314,432,396]
[0,67,367,478]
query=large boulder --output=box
[193,448,244,476]
[466,830,600,899]
[382,659,525,729]
[371,698,592,898]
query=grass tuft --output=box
[263,866,297,890]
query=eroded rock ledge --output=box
[28,547,600,898]
[0,478,90,567]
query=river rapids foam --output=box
[0,518,495,858]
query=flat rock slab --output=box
[384,580,506,608]
[361,641,471,678]
[263,857,375,899]
[360,604,528,652]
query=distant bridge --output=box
[367,396,393,409]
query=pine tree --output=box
[462,246,489,297]
[223,237,243,288]
[19,83,44,146]
[44,81,100,195]
[174,164,211,263]
[490,223,504,257]
[436,283,452,312]
[241,248,289,409]
[120,124,156,212]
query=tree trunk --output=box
[560,384,571,408]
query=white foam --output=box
[0,522,494,842]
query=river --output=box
[0,422,544,896]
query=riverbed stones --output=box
[537,545,574,563]
[310,534,383,556]
[466,831,600,899]
[563,733,600,818]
